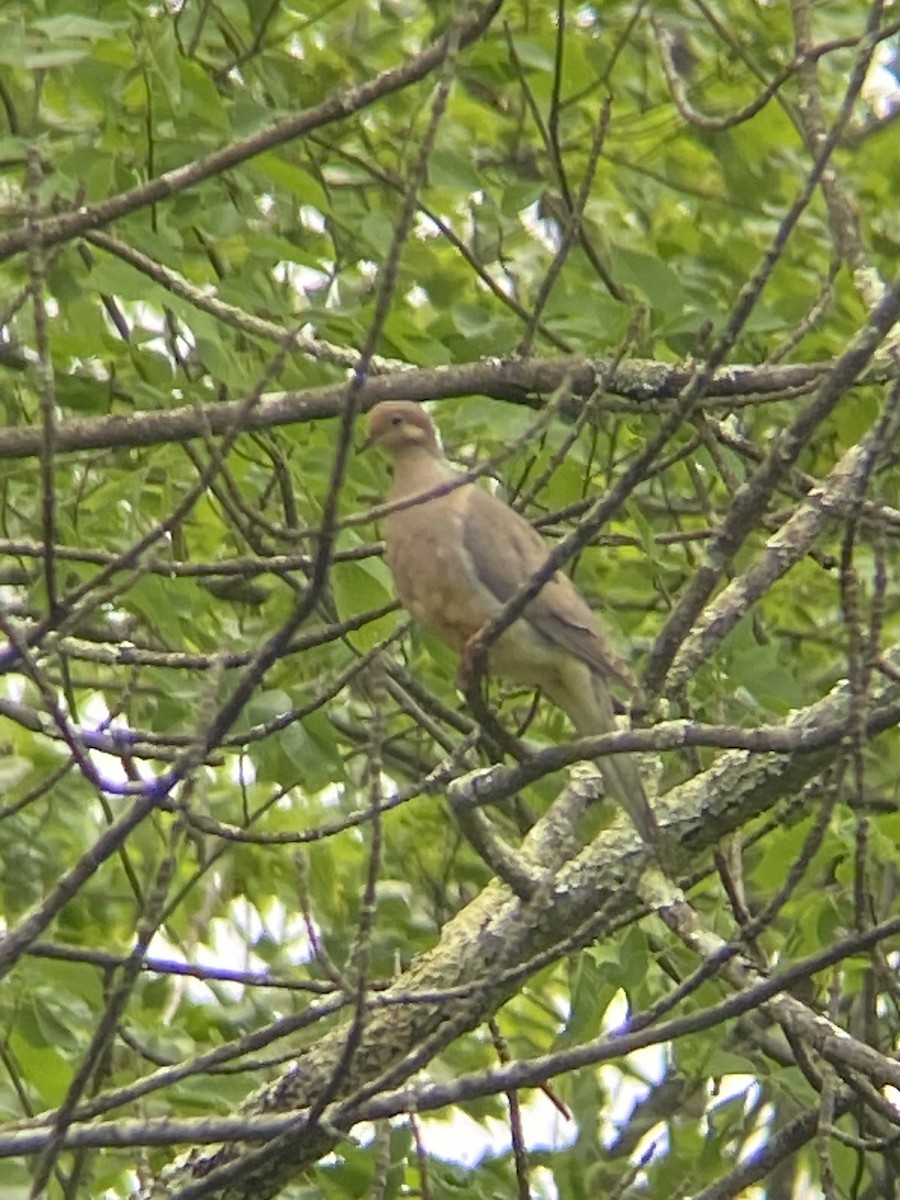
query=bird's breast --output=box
[384,504,494,651]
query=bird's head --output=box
[364,402,442,457]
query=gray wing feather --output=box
[461,486,635,690]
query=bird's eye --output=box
[391,415,404,426]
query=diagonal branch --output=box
[133,643,900,1198]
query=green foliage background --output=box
[0,1,898,1198]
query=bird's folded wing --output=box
[460,486,635,690]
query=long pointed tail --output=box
[543,664,664,853]
[596,752,661,849]
[583,673,662,850]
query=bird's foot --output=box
[456,631,488,692]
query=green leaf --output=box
[33,15,128,40]
[253,153,329,209]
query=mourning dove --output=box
[365,400,660,849]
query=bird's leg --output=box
[457,632,530,762]
[456,628,488,693]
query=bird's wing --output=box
[460,485,635,690]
